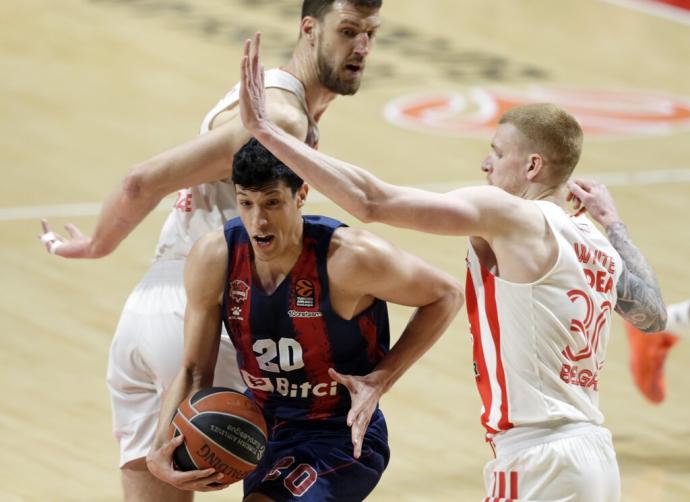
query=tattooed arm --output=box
[568,179,667,332]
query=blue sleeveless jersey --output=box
[222,215,390,424]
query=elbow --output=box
[440,280,465,317]
[643,308,668,334]
[123,166,147,200]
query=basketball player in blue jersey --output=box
[146,138,463,500]
[38,2,383,500]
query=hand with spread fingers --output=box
[38,219,94,258]
[239,32,268,135]
[567,178,621,227]
[145,434,229,492]
[329,367,385,459]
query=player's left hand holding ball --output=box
[146,434,228,492]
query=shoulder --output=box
[328,227,396,277]
[188,230,228,268]
[264,89,309,140]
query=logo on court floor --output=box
[384,87,690,138]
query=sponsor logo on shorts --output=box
[384,86,690,138]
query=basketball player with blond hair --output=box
[237,37,667,500]
[38,2,383,500]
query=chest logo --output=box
[230,280,250,304]
[295,279,315,308]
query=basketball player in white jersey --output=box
[237,38,667,501]
[567,180,685,404]
[37,2,382,500]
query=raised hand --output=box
[239,32,268,133]
[328,367,385,459]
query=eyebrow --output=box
[338,18,381,29]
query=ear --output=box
[301,17,317,45]
[525,154,544,181]
[297,184,309,207]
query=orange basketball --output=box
[168,387,268,485]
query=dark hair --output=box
[232,138,304,194]
[301,0,382,20]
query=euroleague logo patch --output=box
[384,86,690,138]
[295,279,315,308]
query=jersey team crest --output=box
[384,86,690,138]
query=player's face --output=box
[481,123,531,196]
[236,182,307,261]
[314,1,381,95]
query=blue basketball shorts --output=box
[243,409,389,501]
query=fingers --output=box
[567,180,589,201]
[350,410,372,459]
[41,219,51,234]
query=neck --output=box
[521,182,568,208]
[253,220,304,293]
[284,42,338,122]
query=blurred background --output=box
[1,0,689,500]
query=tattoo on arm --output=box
[607,222,667,332]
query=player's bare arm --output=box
[146,231,230,491]
[326,227,464,457]
[39,92,308,259]
[568,179,666,332]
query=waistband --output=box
[492,422,610,457]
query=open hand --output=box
[567,178,621,228]
[239,32,268,134]
[329,368,384,459]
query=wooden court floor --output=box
[2,0,689,500]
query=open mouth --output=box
[253,235,275,248]
[344,63,363,74]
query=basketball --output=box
[168,387,268,485]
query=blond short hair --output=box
[499,103,583,184]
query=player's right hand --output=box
[38,219,95,258]
[146,434,229,492]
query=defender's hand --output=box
[38,219,94,258]
[239,32,268,134]
[567,178,621,228]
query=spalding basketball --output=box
[168,387,268,485]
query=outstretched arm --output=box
[239,34,519,238]
[328,228,464,457]
[40,81,308,258]
[568,179,667,332]
[146,231,230,491]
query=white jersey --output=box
[154,69,315,261]
[466,200,623,437]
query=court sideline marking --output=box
[2,167,690,222]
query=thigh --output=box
[245,412,390,502]
[106,280,186,465]
[483,430,620,502]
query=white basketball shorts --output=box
[483,423,620,502]
[106,259,245,467]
